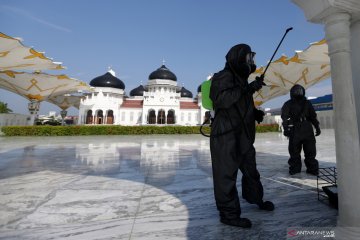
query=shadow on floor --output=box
[0,135,337,239]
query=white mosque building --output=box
[78,64,209,126]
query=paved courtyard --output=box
[0,130,337,239]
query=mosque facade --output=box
[78,64,209,126]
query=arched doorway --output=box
[86,110,93,124]
[167,110,175,124]
[157,109,166,124]
[96,110,103,124]
[148,110,156,124]
[106,110,114,124]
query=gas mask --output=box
[225,44,257,78]
[246,52,257,73]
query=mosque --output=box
[78,63,209,126]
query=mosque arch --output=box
[167,109,175,124]
[86,110,93,124]
[148,109,156,124]
[95,110,104,124]
[157,109,166,124]
[106,110,114,124]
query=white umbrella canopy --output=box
[250,39,331,106]
[0,70,92,102]
[47,95,83,110]
[0,32,64,71]
[295,39,329,65]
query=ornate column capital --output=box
[292,0,359,24]
[324,12,351,55]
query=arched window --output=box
[148,110,156,124]
[167,109,175,124]
[86,110,93,124]
[157,109,166,124]
[96,110,103,124]
[106,110,114,124]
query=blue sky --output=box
[0,0,332,115]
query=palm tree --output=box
[0,101,13,113]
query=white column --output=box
[142,110,147,125]
[77,109,81,125]
[292,1,360,238]
[27,100,40,126]
[28,114,36,126]
[351,19,360,135]
[165,110,168,124]
[324,13,360,237]
[335,17,360,239]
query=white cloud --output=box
[1,5,71,33]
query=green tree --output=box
[0,101,13,113]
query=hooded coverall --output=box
[209,44,265,220]
[281,88,320,175]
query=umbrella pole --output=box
[60,110,67,126]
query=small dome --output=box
[130,85,145,97]
[90,71,125,89]
[180,87,193,98]
[149,64,177,81]
[197,84,201,93]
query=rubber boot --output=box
[258,201,275,211]
[220,217,252,228]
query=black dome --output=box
[149,64,177,81]
[90,72,125,89]
[197,84,201,93]
[180,87,193,98]
[130,85,145,96]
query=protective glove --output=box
[283,125,293,137]
[283,129,290,137]
[248,75,266,94]
[254,108,265,124]
[315,126,321,136]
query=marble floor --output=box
[0,130,338,240]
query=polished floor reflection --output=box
[0,130,337,239]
